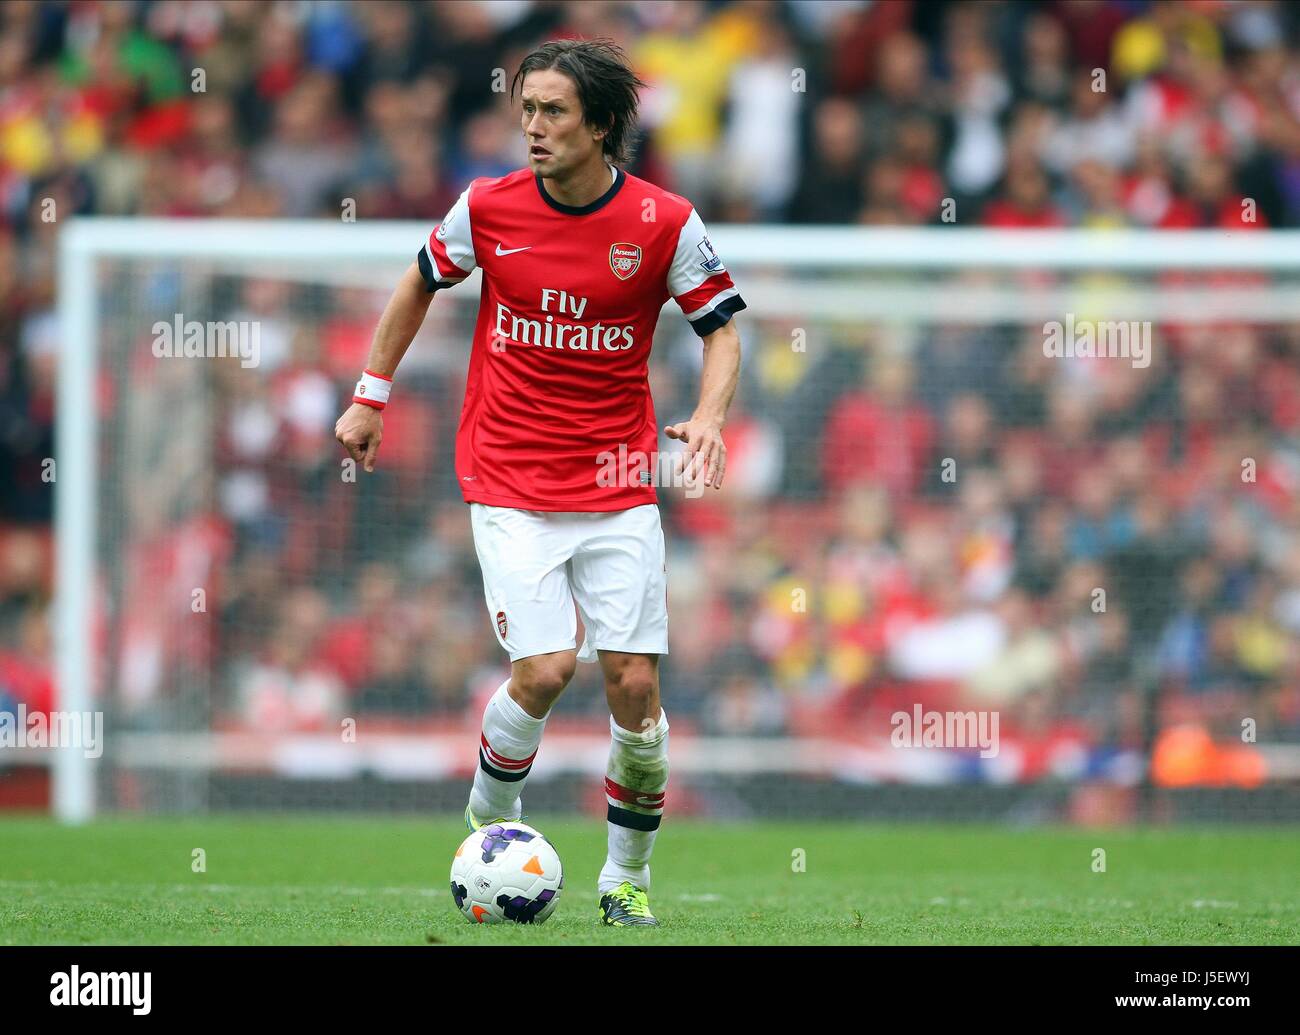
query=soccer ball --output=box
[450,821,563,924]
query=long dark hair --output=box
[511,38,645,166]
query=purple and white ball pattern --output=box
[450,821,564,924]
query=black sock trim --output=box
[607,804,662,831]
[479,749,531,783]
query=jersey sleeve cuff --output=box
[417,247,442,293]
[689,295,747,337]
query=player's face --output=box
[520,70,604,178]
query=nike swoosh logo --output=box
[495,243,532,256]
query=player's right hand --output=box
[335,402,384,473]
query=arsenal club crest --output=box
[609,243,641,281]
[496,610,508,637]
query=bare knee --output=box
[510,652,576,717]
[604,655,660,729]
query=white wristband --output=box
[353,369,392,409]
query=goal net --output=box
[49,221,1300,824]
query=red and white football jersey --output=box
[417,165,745,511]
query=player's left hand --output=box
[664,417,726,490]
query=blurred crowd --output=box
[3,1,1300,782]
[2,0,1298,232]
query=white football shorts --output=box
[469,502,669,663]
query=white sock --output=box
[598,709,669,894]
[469,679,547,822]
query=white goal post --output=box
[54,220,1300,822]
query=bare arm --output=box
[664,317,742,490]
[334,261,434,472]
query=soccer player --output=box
[335,38,744,927]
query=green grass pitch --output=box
[1,816,1296,945]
